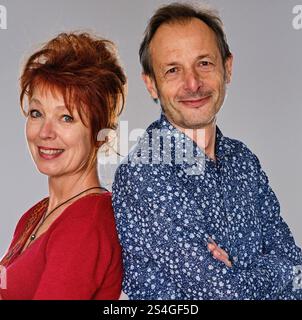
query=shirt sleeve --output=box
[113,164,295,300]
[33,199,122,300]
[255,157,302,299]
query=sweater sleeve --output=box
[33,196,122,300]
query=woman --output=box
[0,32,126,300]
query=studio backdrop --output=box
[0,0,301,255]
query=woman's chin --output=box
[35,165,62,178]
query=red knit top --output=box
[0,193,123,300]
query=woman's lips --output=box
[179,95,211,108]
[38,147,65,160]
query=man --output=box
[112,3,302,299]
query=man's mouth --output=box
[179,95,211,108]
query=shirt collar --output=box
[158,112,234,162]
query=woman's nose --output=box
[39,120,56,140]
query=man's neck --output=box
[174,121,217,161]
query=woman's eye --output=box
[62,115,74,123]
[29,109,42,118]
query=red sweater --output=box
[0,193,123,300]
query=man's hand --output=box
[208,240,232,268]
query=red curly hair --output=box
[20,32,126,168]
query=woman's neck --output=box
[47,166,100,210]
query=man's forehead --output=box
[151,18,215,42]
[149,19,220,62]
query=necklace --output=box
[26,186,106,248]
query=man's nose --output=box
[39,120,56,140]
[183,69,202,93]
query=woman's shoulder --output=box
[70,192,112,214]
[59,192,114,226]
[47,192,118,245]
[14,198,48,237]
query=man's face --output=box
[143,18,233,130]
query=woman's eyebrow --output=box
[29,98,66,110]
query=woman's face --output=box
[26,86,93,178]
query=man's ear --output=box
[224,54,233,84]
[142,73,159,100]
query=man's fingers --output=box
[208,243,229,259]
[213,249,228,260]
[213,250,232,267]
[208,241,232,267]
[217,247,229,259]
[212,249,222,258]
[207,243,216,251]
[225,260,232,268]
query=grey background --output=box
[0,0,301,257]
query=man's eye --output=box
[199,61,214,69]
[166,67,178,74]
[62,115,74,123]
[29,109,42,118]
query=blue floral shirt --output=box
[112,113,302,300]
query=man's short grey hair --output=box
[139,2,232,78]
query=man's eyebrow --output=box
[160,54,217,67]
[196,54,217,60]
[161,62,179,68]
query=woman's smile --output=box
[38,146,65,160]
